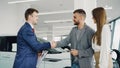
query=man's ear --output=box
[78,15,82,20]
[28,15,32,20]
[28,15,31,19]
[81,16,84,20]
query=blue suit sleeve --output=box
[22,28,51,52]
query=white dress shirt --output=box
[28,22,34,29]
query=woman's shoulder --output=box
[102,23,111,31]
[103,23,110,28]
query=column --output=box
[47,25,53,41]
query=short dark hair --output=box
[25,8,39,20]
[73,9,86,18]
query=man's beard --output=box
[74,22,79,25]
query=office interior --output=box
[0,0,120,68]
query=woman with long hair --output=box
[92,7,113,68]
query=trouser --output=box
[71,63,80,68]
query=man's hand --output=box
[38,52,42,57]
[50,41,57,48]
[70,49,78,56]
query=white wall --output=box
[0,1,30,36]
[0,0,18,36]
[15,3,30,31]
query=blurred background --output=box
[0,0,120,68]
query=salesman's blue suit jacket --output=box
[13,22,51,68]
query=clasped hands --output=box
[38,41,57,57]
[50,41,79,57]
[50,41,57,48]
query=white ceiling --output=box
[6,0,120,37]
[30,0,74,37]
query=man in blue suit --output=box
[13,8,56,68]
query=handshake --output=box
[37,38,57,49]
[50,41,57,48]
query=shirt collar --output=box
[28,22,34,29]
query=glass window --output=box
[112,19,120,50]
[119,40,120,51]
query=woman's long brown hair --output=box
[92,7,107,45]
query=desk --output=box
[39,52,71,68]
[0,51,71,68]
